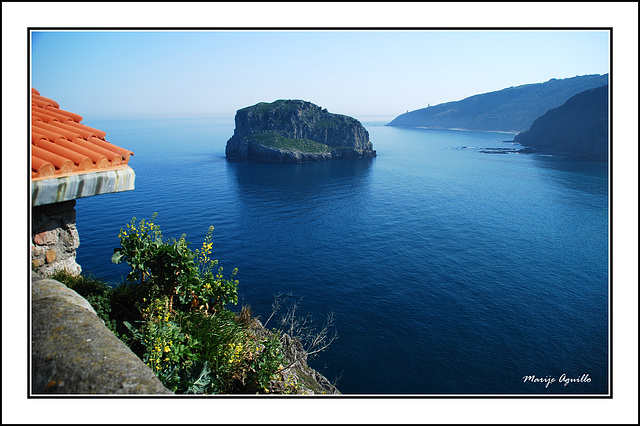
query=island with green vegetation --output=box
[225,99,376,163]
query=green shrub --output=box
[248,332,285,393]
[43,215,305,394]
[111,214,239,313]
[247,131,333,153]
[110,214,283,393]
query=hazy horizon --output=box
[30,29,609,123]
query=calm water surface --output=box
[75,117,609,394]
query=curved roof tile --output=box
[31,88,134,180]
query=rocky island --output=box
[225,100,376,163]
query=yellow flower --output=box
[164,346,171,353]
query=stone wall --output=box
[31,272,172,394]
[31,200,81,276]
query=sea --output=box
[73,117,610,395]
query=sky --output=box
[30,29,610,122]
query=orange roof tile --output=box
[31,88,134,181]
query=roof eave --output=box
[31,165,136,207]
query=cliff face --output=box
[226,100,376,163]
[387,74,609,132]
[247,318,340,395]
[513,85,609,161]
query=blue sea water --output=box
[74,117,609,395]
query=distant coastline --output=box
[386,74,608,134]
[395,125,520,135]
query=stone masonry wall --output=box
[31,200,81,276]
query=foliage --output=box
[46,215,335,395]
[175,309,247,393]
[175,309,285,393]
[136,295,196,391]
[247,131,333,153]
[248,332,285,392]
[111,214,239,314]
[108,214,284,393]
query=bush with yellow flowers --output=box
[112,214,238,313]
[55,214,337,394]
[107,214,284,393]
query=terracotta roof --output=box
[31,88,134,180]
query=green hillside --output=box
[387,74,608,132]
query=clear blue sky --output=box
[30,29,609,122]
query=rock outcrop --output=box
[245,317,340,395]
[225,100,376,163]
[512,85,609,161]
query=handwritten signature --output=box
[522,374,592,388]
